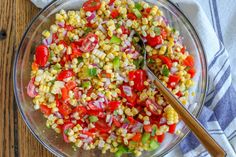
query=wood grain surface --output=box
[0,0,54,156]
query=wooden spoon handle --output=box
[154,79,226,157]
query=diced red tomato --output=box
[100,133,109,140]
[176,91,183,97]
[127,116,136,125]
[57,70,75,81]
[120,25,130,35]
[95,119,111,133]
[120,84,137,104]
[181,47,186,54]
[52,33,58,43]
[62,123,74,143]
[161,28,168,39]
[146,35,162,47]
[73,106,87,117]
[158,55,172,69]
[168,124,176,134]
[82,130,94,137]
[61,87,69,100]
[80,33,98,52]
[143,8,151,17]
[111,9,119,18]
[87,87,94,97]
[59,103,72,116]
[70,42,82,59]
[88,103,103,112]
[157,134,165,143]
[188,67,196,78]
[31,62,39,71]
[128,70,147,91]
[82,0,101,12]
[65,24,75,31]
[145,8,151,14]
[113,118,121,127]
[60,54,71,66]
[108,0,115,5]
[131,132,142,142]
[183,55,195,67]
[58,40,68,48]
[144,124,152,132]
[127,13,137,20]
[73,87,81,99]
[35,45,49,67]
[169,74,180,85]
[65,81,77,90]
[40,104,51,116]
[99,70,112,78]
[107,101,120,112]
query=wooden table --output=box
[0,0,54,156]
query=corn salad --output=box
[27,0,196,156]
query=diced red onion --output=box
[87,12,96,22]
[122,123,129,129]
[122,86,132,96]
[42,39,48,46]
[131,122,143,132]
[54,112,63,119]
[155,44,163,49]
[27,78,38,98]
[62,30,67,37]
[83,137,93,143]
[80,134,88,139]
[129,30,135,39]
[170,67,178,74]
[160,117,167,125]
[58,21,65,27]
[162,16,169,25]
[108,116,113,126]
[98,24,106,33]
[131,51,139,59]
[124,40,131,47]
[109,134,117,140]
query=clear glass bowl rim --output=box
[13,0,208,156]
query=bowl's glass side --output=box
[13,0,207,157]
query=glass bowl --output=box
[13,0,208,156]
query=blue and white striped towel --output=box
[31,0,236,156]
[167,0,236,157]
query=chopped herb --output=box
[154,27,161,36]
[149,139,160,150]
[135,2,143,11]
[132,8,142,18]
[152,126,157,136]
[52,63,61,71]
[64,129,69,135]
[162,65,170,76]
[110,35,122,44]
[84,27,92,36]
[133,58,144,69]
[142,133,150,144]
[89,116,98,123]
[113,56,120,70]
[147,58,155,64]
[172,28,176,33]
[116,23,121,28]
[77,57,83,64]
[87,68,97,77]
[186,66,191,71]
[49,51,55,62]
[113,110,118,115]
[82,81,91,88]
